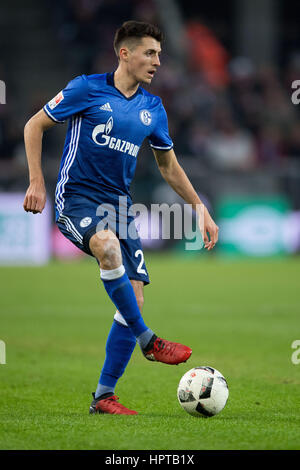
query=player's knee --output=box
[89,230,121,269]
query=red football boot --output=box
[89,393,138,415]
[143,335,192,365]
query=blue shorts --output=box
[56,195,150,285]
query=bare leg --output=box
[130,280,144,312]
[89,230,121,270]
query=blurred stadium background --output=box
[0,0,300,262]
[1,0,300,451]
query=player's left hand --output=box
[198,205,219,251]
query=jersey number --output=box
[135,250,147,275]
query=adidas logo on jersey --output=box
[100,102,113,112]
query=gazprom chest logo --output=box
[92,117,139,157]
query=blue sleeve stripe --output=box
[43,106,65,123]
[150,143,173,150]
[55,116,82,214]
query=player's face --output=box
[126,36,161,85]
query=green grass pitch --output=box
[0,254,300,450]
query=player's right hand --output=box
[23,180,46,214]
[199,205,219,251]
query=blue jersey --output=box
[43,72,173,220]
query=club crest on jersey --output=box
[139,109,152,126]
[48,91,64,110]
[92,117,139,157]
[80,217,92,228]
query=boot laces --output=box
[154,339,176,356]
[102,395,125,411]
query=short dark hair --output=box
[113,20,163,58]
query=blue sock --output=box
[100,266,149,338]
[95,320,136,398]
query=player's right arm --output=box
[23,109,56,214]
[23,75,89,214]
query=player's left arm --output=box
[152,147,219,250]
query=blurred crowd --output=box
[1,0,300,190]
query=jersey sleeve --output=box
[43,75,89,123]
[148,100,173,151]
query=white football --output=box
[177,366,229,418]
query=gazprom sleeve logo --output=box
[139,109,152,126]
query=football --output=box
[177,366,229,418]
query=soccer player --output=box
[23,21,219,415]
